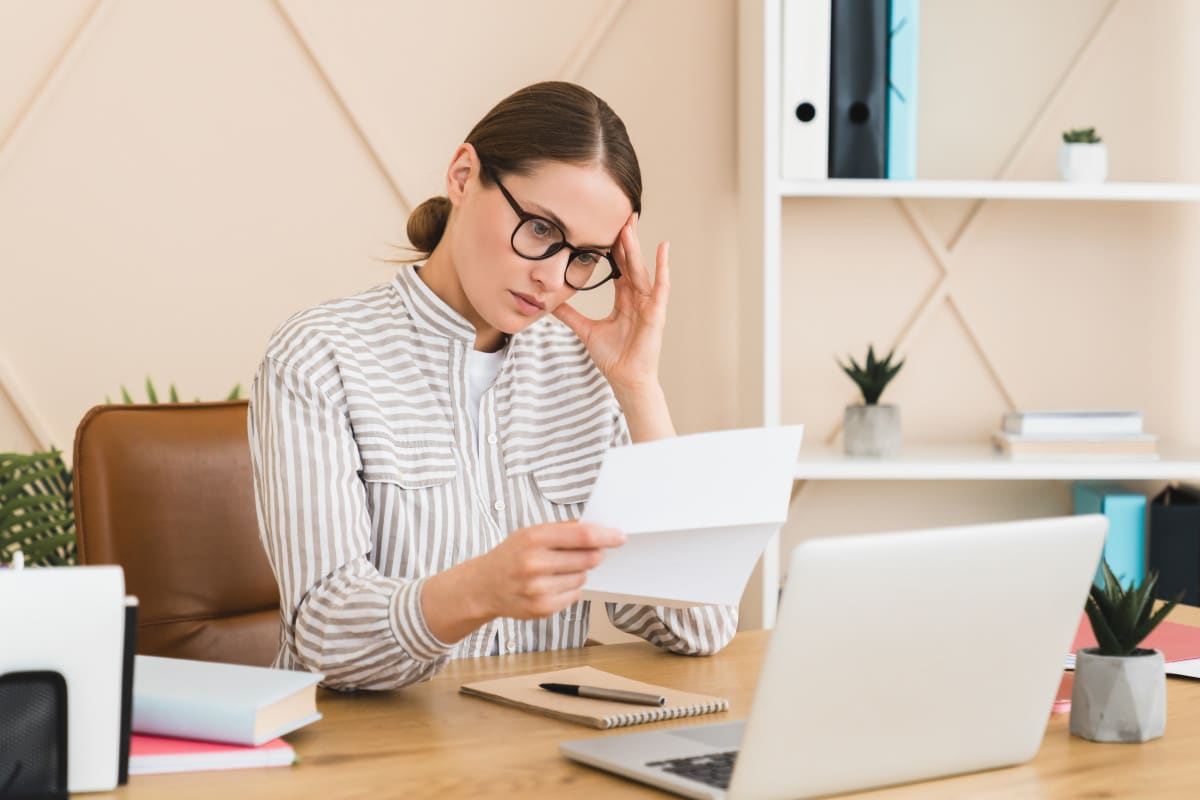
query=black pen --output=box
[539,682,666,707]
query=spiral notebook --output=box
[459,666,728,730]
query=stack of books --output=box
[992,411,1157,459]
[128,655,323,776]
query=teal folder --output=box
[1073,482,1147,589]
[886,0,919,179]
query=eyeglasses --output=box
[483,163,621,291]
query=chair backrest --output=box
[73,401,279,666]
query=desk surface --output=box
[105,605,1200,799]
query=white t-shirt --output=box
[466,344,506,456]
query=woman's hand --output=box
[552,214,670,396]
[552,214,676,442]
[421,521,625,643]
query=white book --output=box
[1002,410,1143,437]
[133,656,323,746]
[780,0,830,180]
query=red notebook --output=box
[1070,617,1200,661]
[129,734,296,775]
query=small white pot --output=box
[1069,647,1165,743]
[1058,142,1108,183]
[843,404,900,457]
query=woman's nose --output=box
[529,249,570,290]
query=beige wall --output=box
[3,1,1199,633]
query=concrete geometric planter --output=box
[1070,647,1166,743]
[843,403,901,457]
[1058,142,1108,183]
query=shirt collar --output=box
[393,264,478,343]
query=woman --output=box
[248,82,737,690]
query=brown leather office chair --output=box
[73,401,280,666]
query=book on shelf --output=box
[992,431,1158,459]
[128,734,296,775]
[1002,410,1143,437]
[460,666,729,730]
[132,656,323,746]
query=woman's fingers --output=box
[617,216,653,296]
[551,301,593,343]
[652,241,671,307]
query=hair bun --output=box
[406,196,452,254]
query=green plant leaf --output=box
[121,385,134,404]
[227,383,242,401]
[1133,590,1184,645]
[1085,593,1126,656]
[145,376,158,404]
[169,384,180,403]
[19,532,76,564]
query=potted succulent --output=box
[1070,560,1183,743]
[1058,127,1107,183]
[838,345,904,457]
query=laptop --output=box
[560,514,1107,799]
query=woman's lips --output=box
[510,291,545,315]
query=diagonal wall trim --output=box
[0,0,111,452]
[272,0,413,214]
[556,0,629,81]
[0,354,55,451]
[0,0,109,177]
[948,0,1122,253]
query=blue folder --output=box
[1073,482,1147,589]
[886,0,919,179]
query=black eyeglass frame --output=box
[482,163,622,291]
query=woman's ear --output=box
[446,143,479,207]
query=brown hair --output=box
[406,81,642,255]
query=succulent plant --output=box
[1062,127,1102,144]
[1085,560,1183,657]
[838,345,904,405]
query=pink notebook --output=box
[129,734,296,775]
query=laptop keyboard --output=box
[646,751,738,789]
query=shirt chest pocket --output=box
[510,450,607,511]
[359,434,458,490]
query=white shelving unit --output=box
[781,179,1200,202]
[737,0,1200,630]
[795,445,1200,481]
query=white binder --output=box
[780,0,831,180]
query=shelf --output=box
[795,444,1200,481]
[778,179,1200,202]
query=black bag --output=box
[1149,485,1200,605]
[0,671,68,800]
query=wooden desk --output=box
[105,605,1200,799]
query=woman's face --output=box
[447,151,633,337]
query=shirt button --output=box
[487,433,498,445]
[493,500,506,512]
[506,641,517,653]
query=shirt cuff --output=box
[388,577,456,663]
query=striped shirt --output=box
[247,265,738,690]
